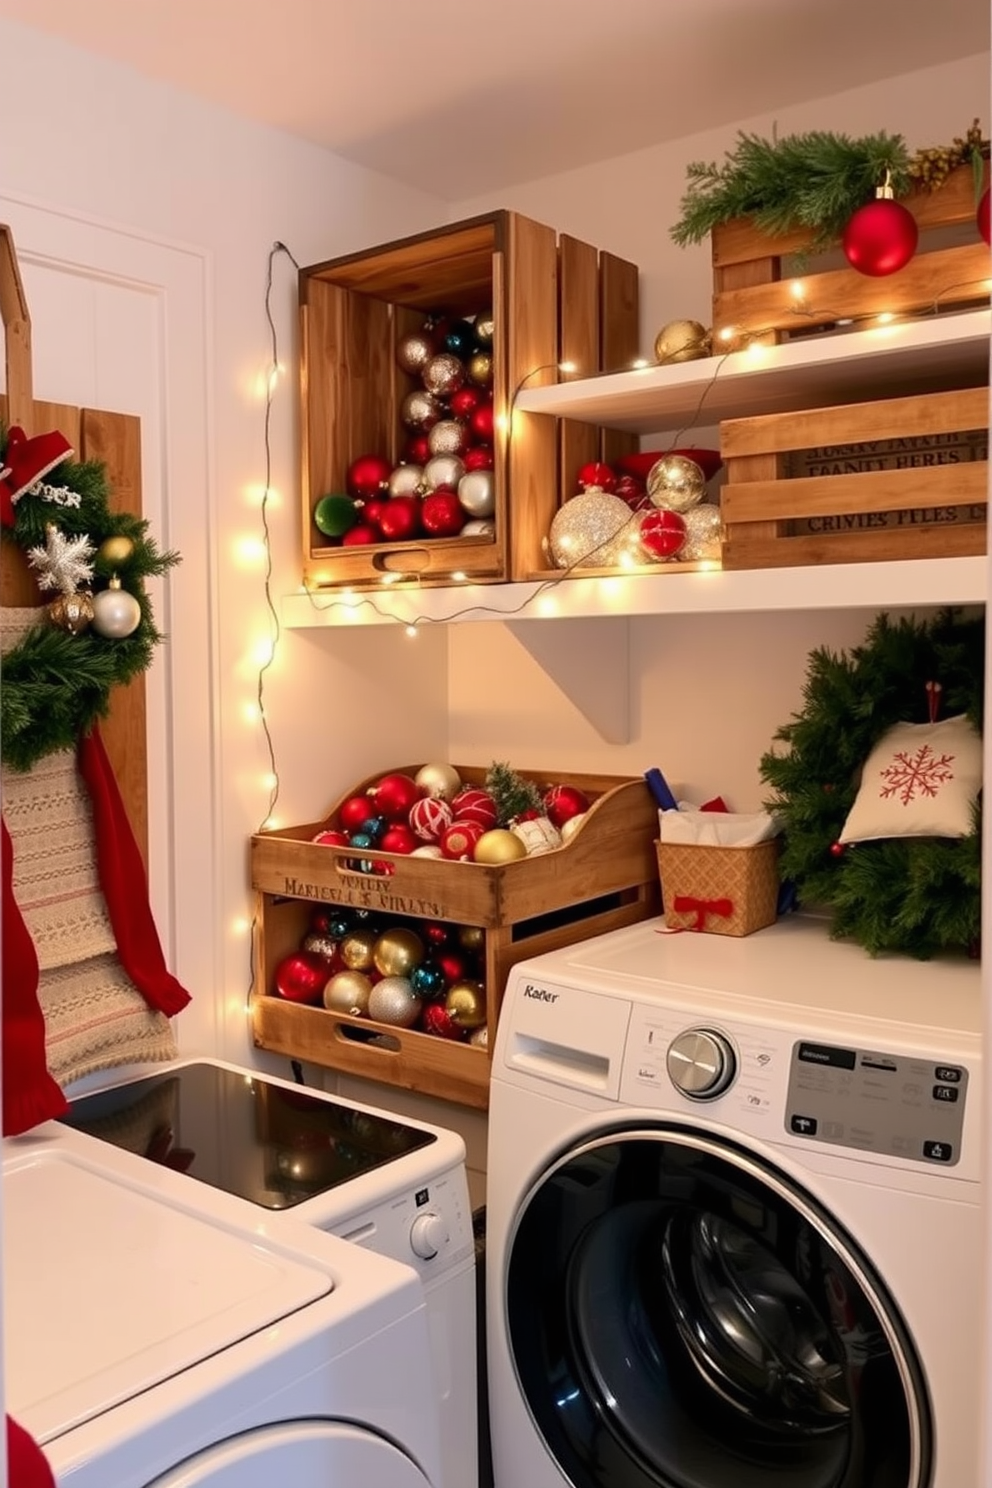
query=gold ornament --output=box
[473,828,528,865]
[680,503,723,562]
[445,979,487,1029]
[373,926,426,979]
[323,970,373,1017]
[647,455,707,513]
[339,927,379,972]
[97,534,135,567]
[458,925,485,953]
[415,762,463,801]
[47,590,95,634]
[473,311,494,347]
[467,350,494,387]
[653,319,712,364]
[546,490,632,569]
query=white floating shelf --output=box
[515,309,991,434]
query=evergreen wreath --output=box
[670,120,987,252]
[1,441,180,773]
[759,610,984,960]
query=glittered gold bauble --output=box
[373,926,426,978]
[473,829,528,865]
[547,489,632,569]
[467,350,494,387]
[302,933,339,962]
[646,455,707,513]
[469,1024,489,1049]
[323,970,373,1016]
[458,924,485,953]
[396,329,435,375]
[423,352,465,398]
[680,502,723,562]
[653,319,711,364]
[368,975,422,1028]
[47,590,95,635]
[473,311,494,347]
[428,419,469,457]
[97,534,135,567]
[445,979,487,1029]
[339,927,379,972]
[415,763,463,801]
[400,389,441,430]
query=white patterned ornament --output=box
[511,816,562,856]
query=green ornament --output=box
[314,493,359,538]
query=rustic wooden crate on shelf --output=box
[719,385,988,570]
[300,214,638,591]
[251,767,660,1109]
[712,164,990,345]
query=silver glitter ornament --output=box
[400,389,441,430]
[546,489,632,569]
[368,975,422,1028]
[646,454,707,513]
[396,329,435,375]
[457,469,495,518]
[422,352,466,398]
[387,463,424,498]
[302,933,339,962]
[422,454,465,492]
[680,502,723,562]
[428,419,469,457]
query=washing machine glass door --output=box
[506,1128,929,1488]
[147,1420,433,1487]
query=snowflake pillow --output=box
[839,714,982,844]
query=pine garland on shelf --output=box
[1,444,180,773]
[485,760,544,826]
[759,611,984,961]
[670,120,986,251]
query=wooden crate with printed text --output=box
[250,766,659,1109]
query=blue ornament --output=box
[361,815,386,841]
[411,961,447,1000]
[349,832,374,850]
[445,319,477,359]
[327,911,353,939]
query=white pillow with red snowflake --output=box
[839,714,982,844]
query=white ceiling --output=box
[2,0,988,197]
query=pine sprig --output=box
[760,611,984,959]
[484,760,544,826]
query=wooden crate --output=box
[712,164,990,345]
[720,385,988,570]
[250,767,660,1108]
[300,213,638,590]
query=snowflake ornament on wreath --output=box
[759,611,984,960]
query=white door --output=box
[147,1421,433,1486]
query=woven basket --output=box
[656,838,780,937]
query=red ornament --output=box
[439,820,485,860]
[639,508,686,560]
[341,524,378,546]
[361,498,388,530]
[377,495,421,542]
[423,922,450,946]
[379,823,418,854]
[346,453,391,498]
[405,434,431,464]
[449,386,481,418]
[469,404,495,442]
[436,950,468,984]
[368,772,422,821]
[273,951,328,1005]
[613,473,648,510]
[576,461,616,493]
[463,446,494,472]
[543,784,590,830]
[421,1003,466,1040]
[421,489,466,537]
[450,788,499,831]
[978,187,991,246]
[339,794,376,832]
[409,796,455,842]
[842,191,919,277]
[312,828,350,847]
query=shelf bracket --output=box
[503,616,631,744]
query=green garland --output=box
[759,611,984,960]
[1,446,180,772]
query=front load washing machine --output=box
[486,915,982,1488]
[4,1126,442,1487]
[58,1057,477,1488]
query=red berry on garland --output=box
[463,446,494,472]
[543,784,590,829]
[978,187,991,246]
[421,1003,466,1040]
[830,841,847,858]
[368,772,422,822]
[421,489,466,537]
[842,176,918,277]
[273,951,329,1005]
[346,453,392,499]
[377,494,421,542]
[577,461,616,493]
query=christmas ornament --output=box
[378,823,418,854]
[450,788,498,831]
[91,576,142,639]
[411,845,443,859]
[387,464,424,499]
[423,922,450,946]
[377,495,421,542]
[46,591,95,634]
[444,319,477,359]
[422,1003,466,1039]
[469,404,494,442]
[415,762,462,801]
[467,350,494,386]
[653,319,711,364]
[428,420,470,457]
[450,386,481,418]
[437,950,468,984]
[313,493,359,538]
[560,813,587,844]
[369,772,422,820]
[346,454,391,498]
[339,928,379,972]
[544,784,590,829]
[680,503,723,562]
[616,449,723,483]
[842,175,919,276]
[273,951,328,1004]
[423,353,465,398]
[396,329,435,375]
[978,187,991,245]
[646,455,706,512]
[339,794,376,832]
[511,816,562,855]
[445,980,486,1029]
[405,434,431,464]
[361,498,388,528]
[421,490,466,537]
[323,970,373,1017]
[342,524,378,547]
[461,519,495,537]
[473,310,495,347]
[547,490,631,569]
[97,534,135,567]
[457,469,495,519]
[463,447,494,473]
[613,474,648,510]
[469,1025,489,1049]
[439,820,485,860]
[409,796,454,842]
[577,461,616,493]
[639,508,687,560]
[400,389,441,430]
[473,829,527,865]
[458,925,485,953]
[411,962,448,1000]
[324,910,356,939]
[368,976,422,1027]
[423,454,466,492]
[374,927,426,978]
[26,522,95,594]
[348,833,374,851]
[302,932,339,963]
[312,828,350,847]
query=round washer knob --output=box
[410,1211,448,1260]
[666,1027,736,1100]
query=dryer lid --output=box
[4,1151,333,1444]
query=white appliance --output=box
[59,1057,478,1488]
[4,1126,443,1487]
[486,915,982,1488]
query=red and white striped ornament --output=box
[439,820,486,860]
[409,796,454,843]
[450,787,499,830]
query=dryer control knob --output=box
[410,1211,448,1260]
[667,1027,736,1100]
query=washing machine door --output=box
[147,1420,433,1486]
[505,1127,930,1488]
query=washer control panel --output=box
[786,1040,968,1167]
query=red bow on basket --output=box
[672,894,734,931]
